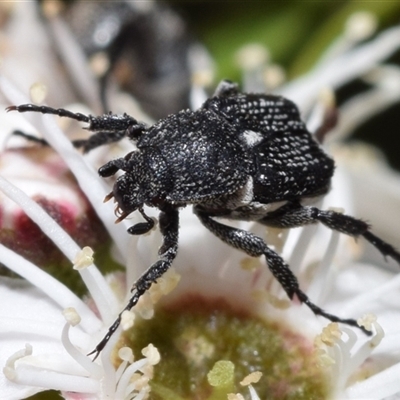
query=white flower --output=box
[1,3,400,400]
[0,173,161,399]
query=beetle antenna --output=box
[7,104,90,123]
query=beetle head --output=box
[112,173,145,221]
[102,150,168,222]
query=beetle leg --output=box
[10,126,127,153]
[88,205,179,360]
[11,129,49,146]
[7,104,145,153]
[98,158,127,177]
[261,203,400,264]
[72,130,127,153]
[194,206,371,335]
[10,126,126,153]
[128,207,156,235]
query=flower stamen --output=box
[3,344,32,381]
[73,246,94,270]
[61,311,103,378]
[0,175,119,322]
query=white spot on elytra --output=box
[242,130,263,146]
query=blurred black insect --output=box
[8,80,400,359]
[48,0,207,118]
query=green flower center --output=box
[123,295,329,400]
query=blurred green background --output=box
[175,1,400,79]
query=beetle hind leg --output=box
[261,202,400,265]
[194,207,371,335]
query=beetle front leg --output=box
[7,104,146,153]
[194,207,370,335]
[128,207,156,235]
[88,205,179,360]
[98,158,127,177]
[73,121,146,152]
[73,130,127,153]
[10,127,128,154]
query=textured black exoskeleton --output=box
[8,80,400,360]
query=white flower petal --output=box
[0,246,100,333]
[346,362,400,399]
[0,175,118,322]
[0,277,91,399]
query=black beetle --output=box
[8,80,400,359]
